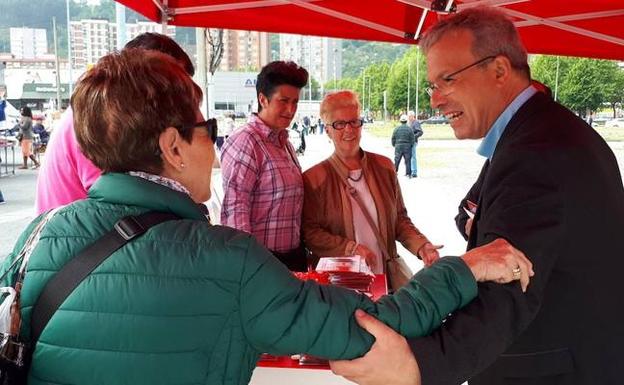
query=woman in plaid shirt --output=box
[221,61,309,271]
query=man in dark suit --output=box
[330,6,624,385]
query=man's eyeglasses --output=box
[426,55,496,97]
[331,119,364,130]
[178,118,218,143]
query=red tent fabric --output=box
[116,0,624,60]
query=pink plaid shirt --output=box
[220,114,303,252]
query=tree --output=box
[560,58,618,116]
[385,47,430,116]
[341,40,409,78]
[530,55,573,100]
[604,66,624,118]
[356,62,390,114]
[206,29,224,75]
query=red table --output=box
[256,274,387,371]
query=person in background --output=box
[17,106,40,169]
[330,6,624,385]
[0,89,7,131]
[318,116,325,135]
[35,32,195,215]
[1,48,533,385]
[223,113,236,142]
[220,61,309,271]
[407,111,423,178]
[303,91,440,290]
[391,114,414,178]
[32,115,49,146]
[0,89,6,194]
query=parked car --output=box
[422,116,449,125]
[605,118,624,128]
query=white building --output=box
[70,19,175,69]
[279,34,342,91]
[10,27,48,59]
[219,30,270,72]
[212,71,259,114]
[126,21,175,41]
[70,19,116,68]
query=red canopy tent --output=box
[115,0,624,60]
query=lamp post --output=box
[554,56,560,102]
[308,37,312,100]
[66,0,73,95]
[333,47,337,90]
[407,60,411,112]
[415,49,420,118]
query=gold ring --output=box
[512,267,521,277]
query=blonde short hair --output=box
[320,90,361,124]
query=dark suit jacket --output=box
[409,92,624,385]
[454,160,489,241]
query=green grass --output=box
[366,121,457,140]
[366,121,624,142]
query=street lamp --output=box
[333,47,337,90]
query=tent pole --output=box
[161,0,169,34]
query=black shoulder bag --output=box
[0,211,179,385]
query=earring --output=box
[180,163,185,168]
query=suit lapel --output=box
[468,92,552,250]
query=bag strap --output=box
[327,158,391,261]
[30,211,179,345]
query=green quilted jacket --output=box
[1,173,477,385]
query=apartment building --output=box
[70,19,175,69]
[10,27,48,59]
[279,34,342,87]
[219,30,270,72]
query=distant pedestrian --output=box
[408,111,423,177]
[17,106,40,169]
[0,89,7,131]
[391,114,415,177]
[302,115,310,135]
[0,189,5,205]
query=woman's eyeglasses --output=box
[178,119,218,143]
[331,119,364,130]
[155,119,218,157]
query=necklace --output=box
[347,169,363,182]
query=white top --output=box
[347,169,384,274]
[223,117,235,136]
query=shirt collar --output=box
[89,173,207,221]
[477,85,537,159]
[128,171,191,195]
[249,113,289,147]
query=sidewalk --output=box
[0,161,39,259]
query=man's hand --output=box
[329,310,421,385]
[462,238,534,292]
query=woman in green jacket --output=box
[2,49,532,385]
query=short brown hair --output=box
[256,61,308,112]
[72,49,202,174]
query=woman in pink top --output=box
[35,33,195,214]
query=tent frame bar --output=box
[504,8,624,47]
